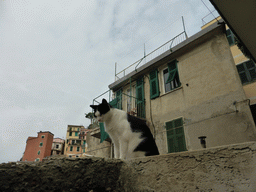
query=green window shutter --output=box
[237,60,256,84]
[136,77,145,118]
[165,118,186,153]
[237,64,249,84]
[149,70,160,99]
[166,60,178,83]
[116,89,122,110]
[246,60,256,81]
[99,122,109,143]
[75,132,78,136]
[109,98,118,108]
[226,29,235,46]
[70,146,73,151]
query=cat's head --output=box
[90,99,112,122]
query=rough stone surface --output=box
[1,142,256,192]
[127,141,256,192]
[0,156,139,192]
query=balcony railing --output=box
[92,90,145,119]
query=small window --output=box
[72,140,75,145]
[39,142,43,147]
[56,144,59,149]
[70,146,73,151]
[41,135,45,139]
[69,132,72,136]
[163,60,181,93]
[226,29,235,46]
[35,158,40,162]
[237,60,256,84]
[77,147,80,152]
[75,132,78,136]
[38,151,40,155]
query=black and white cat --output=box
[90,99,159,160]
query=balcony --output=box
[92,90,145,119]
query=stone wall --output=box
[1,142,256,192]
[127,141,256,192]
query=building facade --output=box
[64,125,89,158]
[202,16,256,125]
[22,131,54,162]
[51,138,65,156]
[92,22,256,156]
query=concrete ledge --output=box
[1,142,256,191]
[127,141,256,191]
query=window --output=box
[41,135,45,139]
[75,132,78,136]
[127,88,132,112]
[70,146,73,151]
[136,77,145,118]
[35,158,40,162]
[163,60,181,93]
[237,60,256,84]
[165,118,186,153]
[38,151,40,155]
[77,147,80,152]
[56,144,59,149]
[149,69,160,99]
[39,142,43,147]
[69,131,72,136]
[72,140,75,145]
[226,29,235,46]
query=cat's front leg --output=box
[119,141,128,160]
[113,142,120,159]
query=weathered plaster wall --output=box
[1,142,256,192]
[127,141,256,192]
[144,32,256,153]
[86,129,112,158]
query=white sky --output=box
[0,0,218,163]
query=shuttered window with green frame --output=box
[149,69,160,99]
[163,60,181,93]
[236,60,256,84]
[226,29,235,46]
[165,118,186,153]
[136,77,145,118]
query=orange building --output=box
[22,131,54,162]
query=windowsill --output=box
[242,79,256,86]
[160,86,183,97]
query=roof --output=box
[209,0,256,62]
[109,20,225,91]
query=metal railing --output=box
[115,31,187,81]
[92,90,145,119]
[201,9,220,26]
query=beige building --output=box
[92,21,256,155]
[51,138,65,156]
[64,125,89,158]
[202,16,256,123]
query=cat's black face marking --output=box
[90,99,111,119]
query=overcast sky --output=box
[0,0,218,163]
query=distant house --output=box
[22,131,54,162]
[91,21,256,156]
[64,125,89,158]
[51,138,65,156]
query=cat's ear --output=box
[90,105,97,110]
[102,99,108,104]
